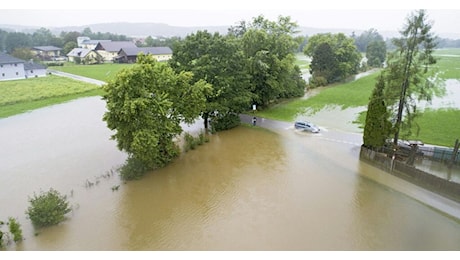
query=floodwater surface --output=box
[1,96,460,250]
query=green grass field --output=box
[0,75,104,118]
[257,71,380,121]
[50,63,133,82]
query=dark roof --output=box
[24,61,47,70]
[82,39,111,44]
[119,47,173,56]
[95,41,137,52]
[32,46,62,51]
[67,48,92,57]
[0,52,25,64]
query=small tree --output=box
[363,74,392,149]
[26,189,71,227]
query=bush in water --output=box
[26,188,72,227]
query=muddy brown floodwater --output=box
[1,96,460,250]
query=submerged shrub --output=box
[119,156,150,180]
[183,131,209,152]
[212,113,240,132]
[8,217,23,242]
[26,188,71,227]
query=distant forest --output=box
[1,26,460,57]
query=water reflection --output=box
[1,97,460,250]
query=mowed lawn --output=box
[0,75,104,118]
[51,63,133,82]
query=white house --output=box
[67,48,102,64]
[0,53,26,81]
[0,53,47,81]
[24,61,47,78]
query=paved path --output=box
[48,69,107,86]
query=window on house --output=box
[31,70,34,73]
[14,63,17,67]
[2,73,4,77]
[16,72,19,75]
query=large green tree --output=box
[383,10,440,146]
[304,33,361,85]
[232,15,306,107]
[169,31,253,130]
[366,40,386,68]
[354,28,384,53]
[4,32,31,53]
[309,42,338,85]
[103,54,211,177]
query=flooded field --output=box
[1,96,460,250]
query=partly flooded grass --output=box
[0,75,104,118]
[257,71,380,122]
[0,88,105,119]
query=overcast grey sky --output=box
[1,0,459,35]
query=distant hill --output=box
[1,22,459,40]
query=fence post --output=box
[449,139,460,169]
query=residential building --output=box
[94,41,137,62]
[0,53,47,81]
[67,48,102,64]
[32,46,62,61]
[116,47,173,63]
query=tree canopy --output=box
[169,30,253,130]
[103,54,210,178]
[363,75,392,148]
[304,33,361,86]
[384,9,441,145]
[234,15,306,107]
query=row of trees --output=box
[0,27,129,55]
[303,28,388,87]
[103,15,307,179]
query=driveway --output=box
[48,69,107,86]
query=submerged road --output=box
[239,113,363,147]
[240,113,460,220]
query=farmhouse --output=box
[31,46,62,61]
[94,41,137,62]
[67,48,103,64]
[116,47,173,63]
[0,53,47,81]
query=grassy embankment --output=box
[258,49,460,147]
[0,63,132,119]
